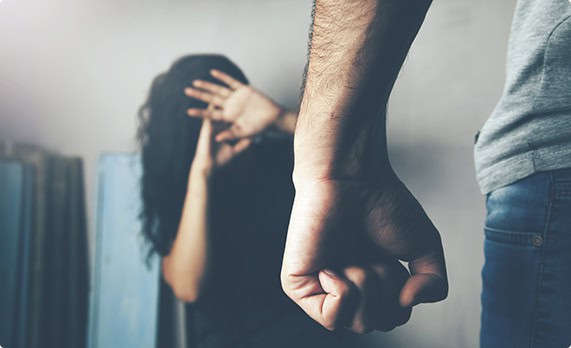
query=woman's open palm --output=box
[184,69,282,142]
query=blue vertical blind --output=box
[0,161,33,348]
[88,154,160,348]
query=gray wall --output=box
[0,0,517,346]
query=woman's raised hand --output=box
[190,107,252,176]
[184,69,283,142]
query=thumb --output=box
[282,269,355,331]
[215,127,239,142]
[399,248,448,308]
[316,269,356,330]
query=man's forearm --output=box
[282,1,447,330]
[295,0,431,181]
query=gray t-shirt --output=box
[474,0,571,194]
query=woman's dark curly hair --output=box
[137,54,248,258]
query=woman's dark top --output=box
[186,138,346,348]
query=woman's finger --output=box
[210,69,243,90]
[187,108,224,121]
[187,108,209,118]
[184,87,225,107]
[192,80,232,98]
[185,87,212,103]
[214,126,241,142]
[231,138,252,155]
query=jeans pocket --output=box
[485,171,551,235]
[484,226,545,249]
[481,227,545,348]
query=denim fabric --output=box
[481,168,571,348]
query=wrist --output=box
[292,159,394,189]
[293,109,390,183]
[188,165,212,189]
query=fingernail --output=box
[193,80,201,87]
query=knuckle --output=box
[378,324,397,333]
[440,281,450,301]
[279,272,297,296]
[321,316,337,331]
[345,267,369,286]
[372,264,389,280]
[279,271,290,288]
[336,282,352,299]
[351,323,371,335]
[394,307,412,327]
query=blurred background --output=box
[0,0,517,347]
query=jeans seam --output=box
[484,227,539,246]
[528,172,554,347]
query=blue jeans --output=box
[481,168,571,348]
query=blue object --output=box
[481,168,571,347]
[0,161,32,348]
[87,154,160,348]
[16,163,33,348]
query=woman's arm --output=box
[162,167,211,303]
[161,118,251,302]
[272,108,298,136]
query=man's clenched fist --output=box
[281,175,448,333]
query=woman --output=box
[138,54,409,347]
